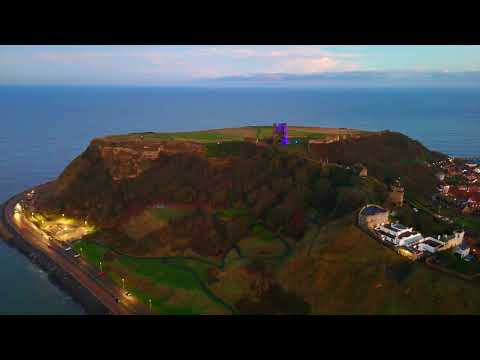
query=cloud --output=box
[189,46,365,60]
[265,47,363,59]
[38,52,114,63]
[231,48,257,57]
[35,46,365,82]
[274,56,359,73]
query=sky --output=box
[1,45,480,87]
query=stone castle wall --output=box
[358,205,389,230]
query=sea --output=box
[0,85,479,314]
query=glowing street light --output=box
[99,261,103,273]
[62,213,65,217]
[149,299,152,312]
[121,278,125,291]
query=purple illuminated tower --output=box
[273,123,289,145]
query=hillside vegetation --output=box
[34,126,468,314]
[309,130,446,202]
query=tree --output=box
[288,209,306,237]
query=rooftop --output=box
[360,205,387,217]
[382,223,410,233]
[398,231,420,239]
[377,230,395,240]
[423,239,443,248]
[391,223,408,231]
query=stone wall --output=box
[389,187,404,207]
[358,205,389,230]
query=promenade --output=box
[1,184,150,315]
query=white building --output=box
[418,237,444,253]
[454,243,470,259]
[377,223,423,246]
[436,172,446,181]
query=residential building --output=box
[377,223,423,246]
[454,242,470,259]
[436,172,446,181]
[418,237,444,253]
[437,230,465,250]
[438,184,450,195]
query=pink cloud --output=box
[262,47,364,59]
[275,56,359,73]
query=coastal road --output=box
[2,185,149,315]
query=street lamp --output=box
[122,278,125,291]
[99,261,103,273]
[149,299,152,312]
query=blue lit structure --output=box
[273,123,289,145]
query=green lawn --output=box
[72,241,107,267]
[150,206,191,221]
[73,239,230,314]
[110,131,242,143]
[216,208,250,219]
[147,131,238,141]
[453,216,480,235]
[162,257,216,283]
[435,251,480,275]
[118,256,201,290]
[249,126,274,140]
[236,224,287,258]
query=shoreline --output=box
[0,185,125,315]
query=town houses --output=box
[437,184,480,214]
[433,158,480,214]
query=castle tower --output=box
[272,123,289,145]
[388,180,404,208]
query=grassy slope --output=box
[73,240,230,314]
[279,214,480,314]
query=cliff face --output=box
[96,140,206,181]
[44,138,226,226]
